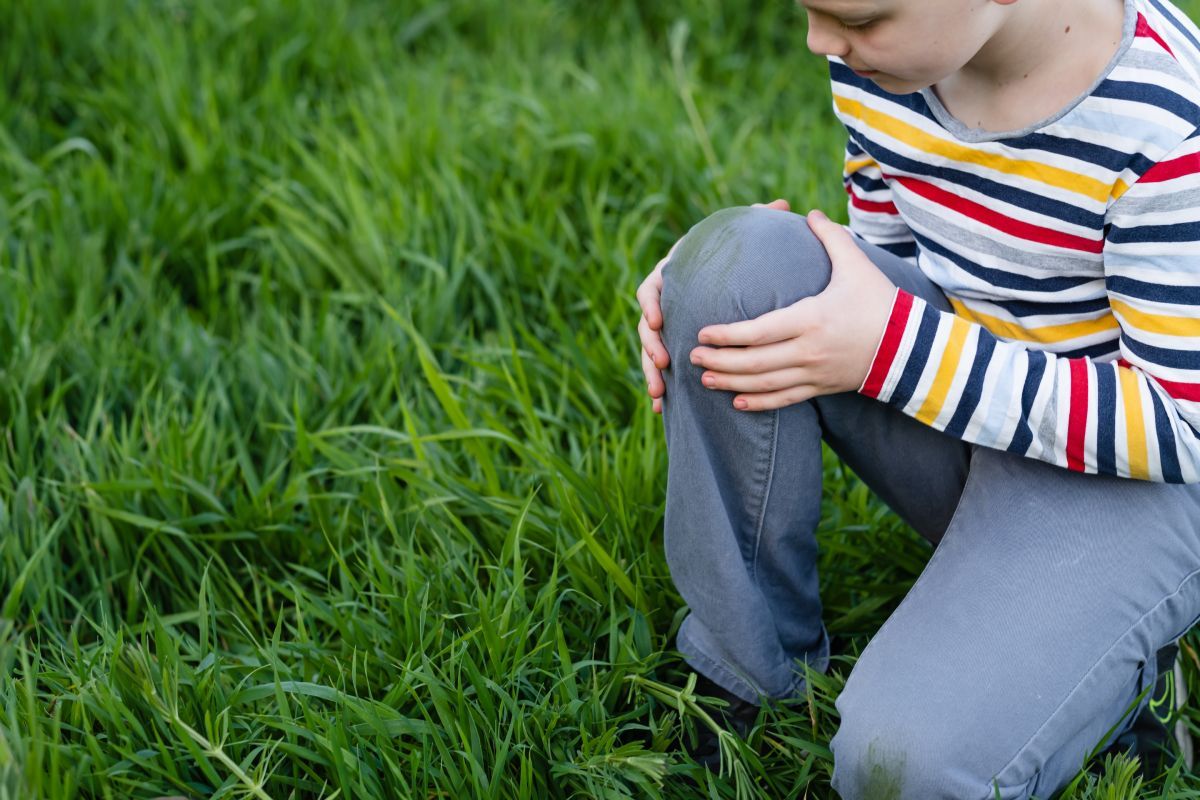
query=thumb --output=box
[806,209,865,268]
[807,211,897,306]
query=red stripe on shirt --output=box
[890,175,1105,253]
[1118,359,1200,402]
[1067,359,1090,471]
[1138,151,1200,183]
[847,186,900,214]
[1152,375,1200,402]
[1136,12,1176,57]
[861,289,914,398]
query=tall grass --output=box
[1,0,1199,797]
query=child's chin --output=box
[869,74,930,95]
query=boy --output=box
[636,0,1200,796]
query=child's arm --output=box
[859,128,1200,483]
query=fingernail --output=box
[734,399,748,409]
[808,209,827,222]
[702,375,715,387]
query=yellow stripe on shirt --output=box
[845,156,878,174]
[1119,366,1150,480]
[1110,297,1200,338]
[834,95,1113,203]
[915,316,972,425]
[949,298,1120,344]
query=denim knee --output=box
[830,687,1017,800]
[659,206,832,355]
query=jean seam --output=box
[981,773,1036,800]
[679,618,829,702]
[990,564,1200,789]
[750,408,781,583]
[677,622,766,701]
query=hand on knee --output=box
[661,208,899,411]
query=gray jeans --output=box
[658,206,1200,799]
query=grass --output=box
[2,0,1200,797]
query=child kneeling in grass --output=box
[636,0,1200,795]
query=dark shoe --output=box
[1097,641,1194,776]
[684,672,762,771]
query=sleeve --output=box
[842,133,918,262]
[856,128,1200,483]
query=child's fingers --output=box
[805,209,861,262]
[690,338,798,374]
[637,274,664,329]
[641,347,665,398]
[639,316,669,368]
[732,383,817,411]
[700,366,808,393]
[638,238,679,329]
[698,300,810,346]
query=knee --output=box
[659,206,831,351]
[830,685,1011,800]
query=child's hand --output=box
[638,199,792,414]
[688,209,897,411]
[637,241,676,415]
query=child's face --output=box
[799,0,1008,93]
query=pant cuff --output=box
[676,616,831,705]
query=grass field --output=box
[4,0,1200,797]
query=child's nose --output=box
[805,14,850,58]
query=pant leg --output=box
[830,444,1200,800]
[656,205,1200,796]
[658,206,970,702]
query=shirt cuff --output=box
[858,287,917,399]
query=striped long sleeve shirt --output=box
[842,0,1200,482]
